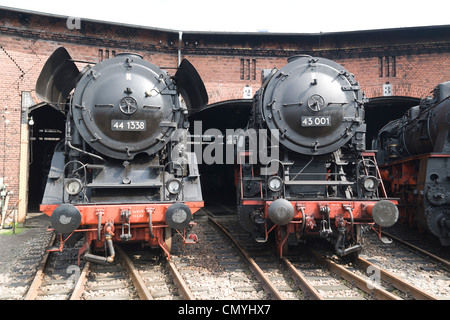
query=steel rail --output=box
[356,257,438,300]
[311,251,401,300]
[115,245,154,300]
[166,258,195,300]
[69,260,90,300]
[281,257,324,300]
[381,230,450,271]
[207,214,285,300]
[24,232,56,300]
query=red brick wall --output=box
[186,52,450,105]
[338,53,450,99]
[0,7,449,210]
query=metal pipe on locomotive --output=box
[36,47,207,263]
[373,81,450,245]
[236,55,399,258]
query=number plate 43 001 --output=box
[111,120,146,131]
[301,116,331,127]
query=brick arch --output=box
[362,83,439,100]
[364,95,420,147]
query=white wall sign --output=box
[383,83,393,96]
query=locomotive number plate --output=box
[111,120,146,131]
[301,116,331,127]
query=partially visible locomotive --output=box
[36,47,207,263]
[373,81,450,245]
[236,55,399,257]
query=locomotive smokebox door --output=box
[71,52,181,160]
[165,203,192,231]
[371,200,399,227]
[50,204,82,234]
[260,55,364,155]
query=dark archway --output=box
[365,96,420,148]
[188,99,252,205]
[28,104,65,212]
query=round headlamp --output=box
[361,176,379,192]
[65,178,83,195]
[166,178,182,194]
[268,176,283,192]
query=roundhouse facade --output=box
[0,6,449,221]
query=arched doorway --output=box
[27,104,65,212]
[365,96,420,148]
[188,99,252,204]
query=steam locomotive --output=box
[236,55,399,257]
[36,47,207,263]
[373,82,450,245]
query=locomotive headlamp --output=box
[268,176,283,192]
[65,178,83,195]
[166,178,182,194]
[361,176,379,192]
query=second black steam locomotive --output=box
[236,55,399,257]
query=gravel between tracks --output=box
[360,232,450,299]
[170,213,268,300]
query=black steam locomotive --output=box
[373,81,450,245]
[236,55,399,257]
[36,47,207,263]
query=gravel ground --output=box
[360,231,450,299]
[2,211,449,300]
[0,213,53,299]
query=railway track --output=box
[205,205,446,300]
[207,212,372,300]
[381,224,450,271]
[360,229,450,299]
[22,236,191,300]
[168,212,269,300]
[2,205,447,300]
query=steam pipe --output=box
[178,31,183,66]
[84,236,115,264]
[334,227,362,257]
[105,235,115,263]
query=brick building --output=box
[0,6,449,221]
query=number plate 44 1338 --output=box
[111,120,146,131]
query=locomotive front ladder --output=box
[361,151,388,198]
